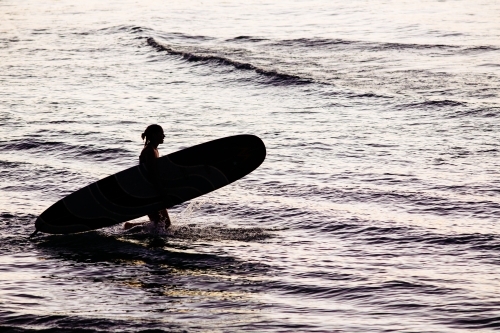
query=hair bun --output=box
[141,132,146,140]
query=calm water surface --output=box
[1,0,500,332]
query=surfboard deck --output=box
[35,134,266,234]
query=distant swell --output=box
[402,100,466,108]
[0,139,131,162]
[146,37,312,85]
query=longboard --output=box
[35,134,266,234]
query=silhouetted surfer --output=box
[124,124,171,231]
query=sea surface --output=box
[1,0,500,332]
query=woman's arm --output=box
[142,147,163,190]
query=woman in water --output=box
[124,124,171,230]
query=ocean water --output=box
[1,0,500,331]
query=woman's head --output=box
[141,124,164,147]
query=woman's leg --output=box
[123,209,170,230]
[146,210,170,228]
[160,209,171,228]
[123,221,146,230]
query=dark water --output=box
[1,0,500,332]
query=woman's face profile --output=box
[155,130,165,144]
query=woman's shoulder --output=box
[139,145,158,163]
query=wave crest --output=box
[147,37,312,85]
